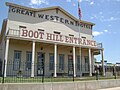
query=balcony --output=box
[7,29,20,36]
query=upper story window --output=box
[19,26,26,29]
[81,36,86,39]
[69,34,74,37]
[38,29,44,32]
[54,31,61,34]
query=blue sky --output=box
[0,0,120,63]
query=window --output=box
[49,53,54,70]
[26,52,32,70]
[38,29,44,32]
[54,31,61,34]
[85,56,89,71]
[59,54,64,70]
[81,36,86,39]
[19,26,26,29]
[77,55,80,70]
[69,34,74,37]
[13,50,21,71]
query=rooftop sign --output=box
[9,7,92,29]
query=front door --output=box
[37,52,45,76]
[68,55,73,76]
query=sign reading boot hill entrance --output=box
[21,29,96,47]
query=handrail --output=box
[7,29,20,36]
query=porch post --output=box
[4,38,10,77]
[73,46,76,77]
[31,41,35,77]
[54,44,57,77]
[89,48,92,76]
[91,52,94,73]
[101,49,105,76]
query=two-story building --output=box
[0,2,105,77]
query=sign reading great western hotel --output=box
[21,29,96,47]
[9,6,92,28]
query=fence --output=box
[0,60,120,83]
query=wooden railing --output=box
[7,29,20,36]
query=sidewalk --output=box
[98,87,120,90]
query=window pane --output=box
[49,54,54,70]
[59,54,64,70]
[13,51,21,70]
[85,56,89,71]
[77,56,80,70]
[26,52,32,70]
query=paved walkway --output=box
[98,87,120,90]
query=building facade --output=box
[0,2,105,77]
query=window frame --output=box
[13,50,21,71]
[49,53,54,70]
[59,54,64,71]
[26,51,32,70]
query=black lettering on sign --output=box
[38,14,44,18]
[21,9,25,14]
[54,16,59,21]
[50,15,54,20]
[11,8,16,12]
[45,15,49,20]
[25,10,30,16]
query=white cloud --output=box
[90,13,120,22]
[29,0,49,6]
[73,3,76,6]
[104,30,108,32]
[90,1,94,5]
[79,0,82,2]
[66,0,71,2]
[79,0,91,3]
[90,14,104,20]
[93,31,103,36]
[116,0,120,2]
[101,17,120,22]
[99,12,103,15]
[113,32,117,34]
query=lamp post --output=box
[96,65,99,80]
[95,64,99,80]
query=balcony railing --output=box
[7,29,20,36]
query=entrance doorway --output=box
[68,55,73,76]
[37,52,45,76]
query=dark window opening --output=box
[54,31,61,34]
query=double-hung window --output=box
[26,52,32,70]
[49,53,54,70]
[59,54,64,71]
[13,50,21,70]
